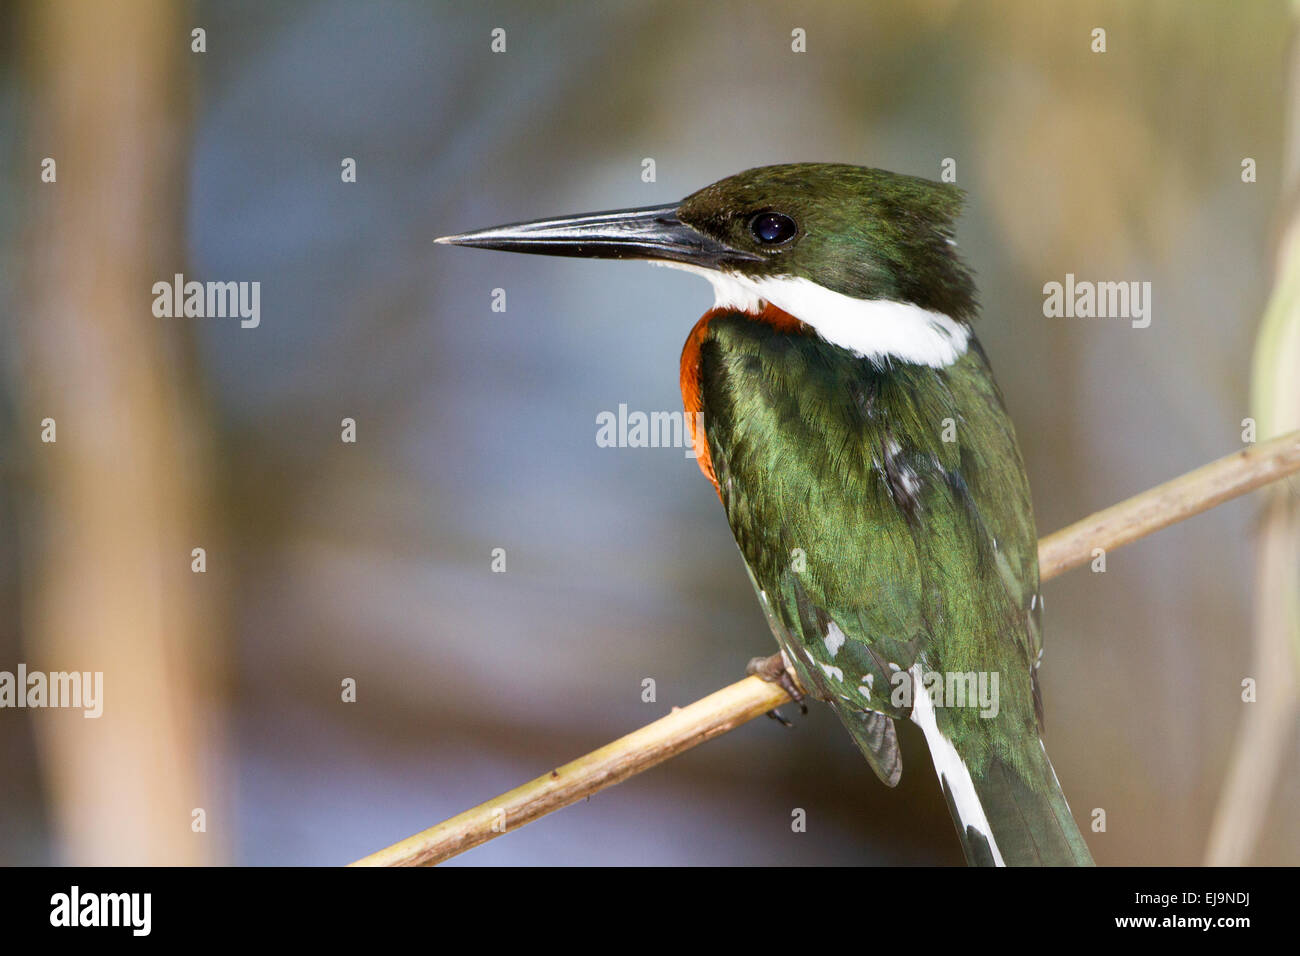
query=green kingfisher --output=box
[438,163,1094,867]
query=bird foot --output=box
[747,653,808,724]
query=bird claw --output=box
[747,652,809,718]
[766,708,794,728]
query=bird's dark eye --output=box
[750,212,797,245]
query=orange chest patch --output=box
[678,303,806,496]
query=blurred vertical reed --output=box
[17,0,224,864]
[1204,8,1300,866]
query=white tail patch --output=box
[908,664,1006,866]
[651,262,970,368]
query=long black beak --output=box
[436,203,758,269]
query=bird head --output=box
[438,163,977,366]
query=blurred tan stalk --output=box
[1204,18,1300,866]
[17,1,225,864]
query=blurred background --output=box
[1,0,1297,866]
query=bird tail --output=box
[949,738,1094,866]
[912,683,1094,866]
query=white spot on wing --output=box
[823,622,846,657]
[858,672,875,699]
[819,662,844,682]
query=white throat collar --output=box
[653,262,970,368]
